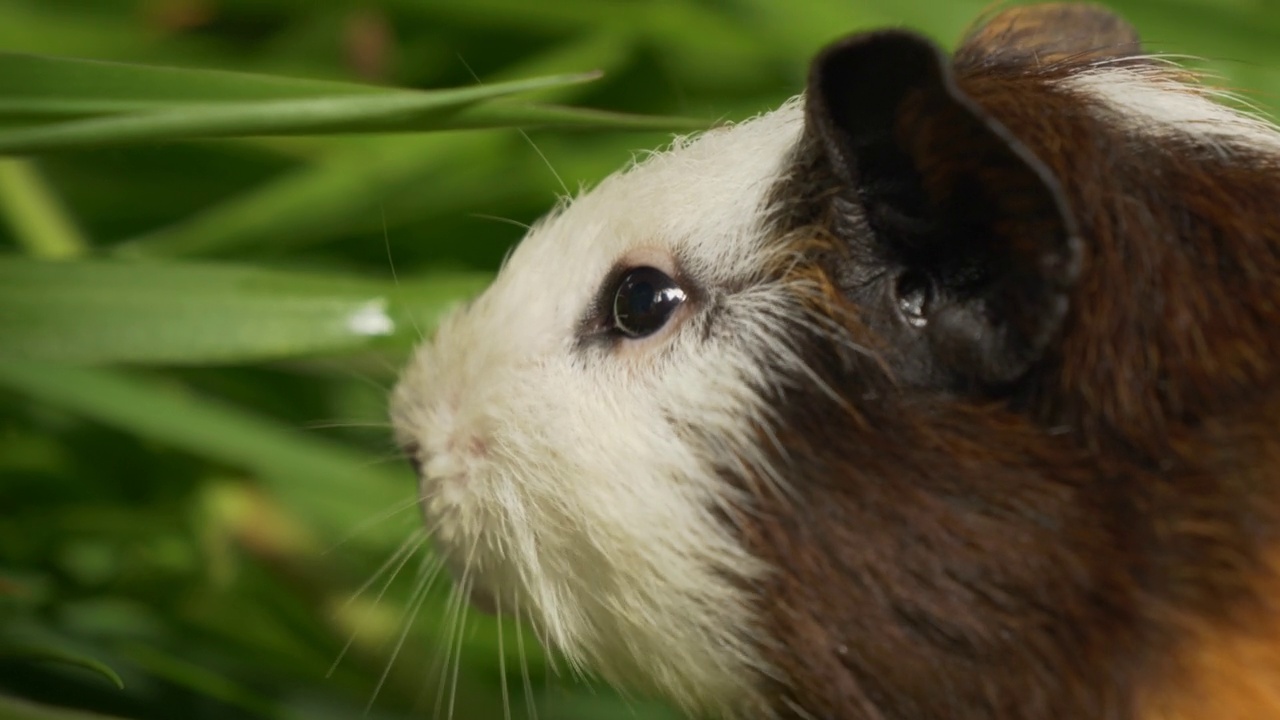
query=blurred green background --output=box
[0,1,1277,719]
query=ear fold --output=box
[805,31,1081,388]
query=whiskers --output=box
[327,528,429,680]
[430,536,477,720]
[303,419,394,432]
[322,494,423,556]
[496,594,512,720]
[423,536,542,720]
[470,213,532,232]
[331,519,547,718]
[511,595,541,720]
[381,205,428,344]
[372,548,446,714]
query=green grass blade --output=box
[0,360,412,546]
[114,105,700,261]
[428,101,707,132]
[111,30,665,260]
[0,159,89,258]
[0,52,393,120]
[114,133,510,258]
[0,645,125,690]
[0,259,490,364]
[0,695,134,720]
[0,72,603,154]
[118,644,279,719]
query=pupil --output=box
[611,266,686,338]
[630,281,656,314]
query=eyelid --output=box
[614,247,680,278]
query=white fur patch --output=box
[391,99,808,715]
[1065,64,1280,153]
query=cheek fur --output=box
[389,242,811,717]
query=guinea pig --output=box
[390,3,1280,718]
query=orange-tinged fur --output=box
[1142,551,1280,720]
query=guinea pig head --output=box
[391,3,1280,719]
[390,96,808,713]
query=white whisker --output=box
[324,497,423,555]
[470,212,532,231]
[514,596,539,720]
[303,419,394,431]
[446,581,470,720]
[431,573,468,720]
[332,366,395,395]
[327,530,427,678]
[454,54,570,200]
[522,603,559,680]
[517,127,570,198]
[366,551,439,714]
[383,204,427,343]
[496,595,512,720]
[446,533,483,720]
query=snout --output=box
[399,424,503,617]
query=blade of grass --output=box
[467,26,637,96]
[113,133,517,258]
[0,52,394,121]
[0,159,89,259]
[0,360,412,548]
[433,101,707,131]
[119,644,283,720]
[0,695,134,720]
[113,106,704,260]
[0,72,602,155]
[111,31,674,259]
[0,645,125,690]
[0,258,490,365]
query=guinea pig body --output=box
[391,4,1280,719]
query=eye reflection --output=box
[610,267,687,338]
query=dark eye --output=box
[610,266,687,338]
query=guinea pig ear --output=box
[806,31,1081,388]
[955,2,1144,68]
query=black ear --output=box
[806,31,1080,389]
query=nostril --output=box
[400,440,424,477]
[457,435,489,460]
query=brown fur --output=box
[1139,551,1280,720]
[959,3,1142,67]
[735,4,1280,719]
